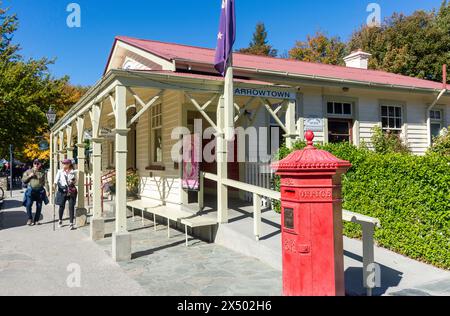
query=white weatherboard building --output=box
[50,36,449,262]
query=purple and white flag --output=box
[214,0,236,76]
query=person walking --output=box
[55,159,78,230]
[22,159,49,226]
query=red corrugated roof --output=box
[115,36,444,91]
[127,69,275,85]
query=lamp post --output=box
[46,106,57,127]
[46,106,57,231]
[45,106,57,166]
[9,144,13,198]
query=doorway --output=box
[328,119,353,144]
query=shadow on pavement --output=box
[1,199,23,210]
[0,211,28,229]
[344,250,403,296]
[131,239,193,260]
[0,198,47,230]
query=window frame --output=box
[149,103,163,165]
[109,141,115,167]
[328,118,354,144]
[323,96,359,145]
[267,104,286,151]
[430,108,444,142]
[326,101,353,118]
[380,103,404,133]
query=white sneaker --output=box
[58,221,63,228]
[69,224,76,230]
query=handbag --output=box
[64,173,78,197]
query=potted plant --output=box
[126,171,140,198]
[103,170,140,198]
[104,176,116,196]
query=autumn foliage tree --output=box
[285,1,450,83]
[348,1,450,83]
[289,31,347,65]
[0,3,88,161]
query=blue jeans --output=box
[26,192,43,223]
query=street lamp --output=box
[46,106,57,126]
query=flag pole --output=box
[215,0,235,224]
[217,55,234,224]
[224,55,234,141]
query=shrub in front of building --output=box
[273,142,450,269]
[371,126,410,155]
[429,127,450,156]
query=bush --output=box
[371,126,410,154]
[272,141,450,269]
[429,127,450,156]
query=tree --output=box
[289,31,347,65]
[349,1,450,83]
[0,4,19,62]
[22,134,50,162]
[238,23,277,57]
[0,3,87,160]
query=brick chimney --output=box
[343,49,372,70]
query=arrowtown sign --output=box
[234,88,296,100]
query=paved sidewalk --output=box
[2,190,448,296]
[0,191,146,296]
[208,199,450,296]
[0,191,282,296]
[79,211,282,296]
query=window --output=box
[269,106,286,150]
[327,102,352,116]
[381,105,403,132]
[151,103,163,164]
[328,119,353,144]
[430,109,443,141]
[430,109,442,121]
[109,142,115,166]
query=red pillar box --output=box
[272,131,352,296]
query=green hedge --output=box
[274,142,450,269]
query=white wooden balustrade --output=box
[198,171,381,296]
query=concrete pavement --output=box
[78,211,282,296]
[0,191,146,296]
[2,190,449,296]
[0,191,282,296]
[208,198,450,296]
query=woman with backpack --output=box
[54,159,78,230]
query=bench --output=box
[180,215,217,246]
[126,200,217,247]
[343,210,381,297]
[127,199,162,225]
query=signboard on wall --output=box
[234,88,296,100]
[304,117,324,133]
[182,135,201,191]
[38,140,49,151]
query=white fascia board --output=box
[106,40,176,72]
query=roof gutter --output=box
[52,69,295,133]
[174,59,448,94]
[238,67,448,95]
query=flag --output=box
[214,0,236,76]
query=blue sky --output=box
[4,0,445,86]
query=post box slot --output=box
[284,189,296,199]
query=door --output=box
[201,136,239,191]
